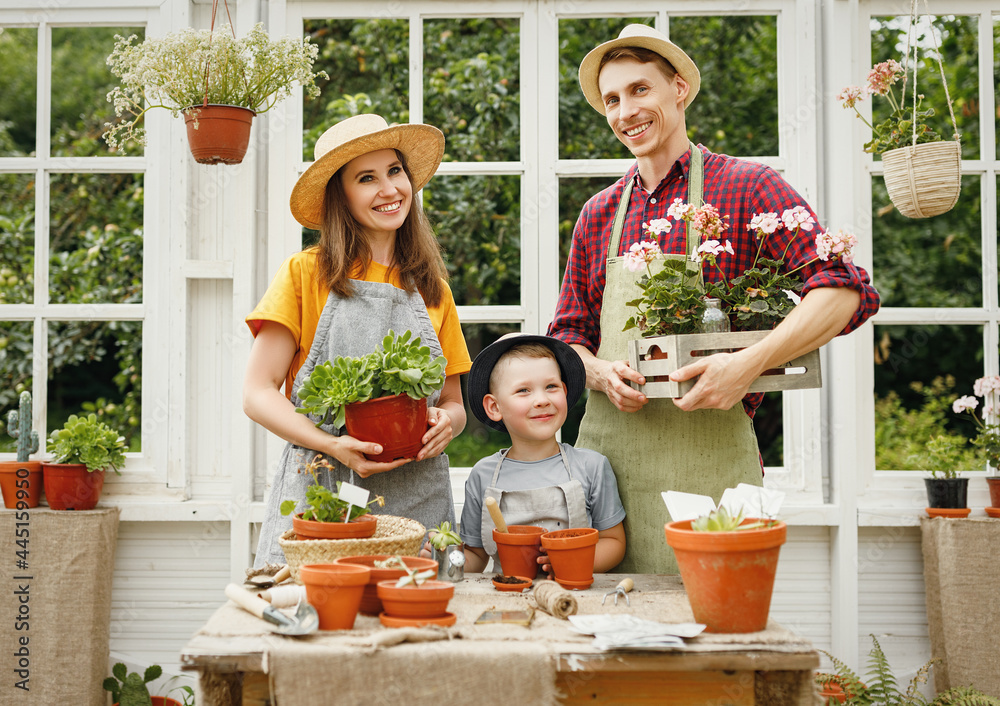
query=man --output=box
[547,24,879,572]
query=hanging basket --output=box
[182,104,255,165]
[882,140,961,219]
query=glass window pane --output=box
[872,174,981,308]
[49,173,144,304]
[302,19,409,160]
[672,15,778,157]
[558,17,652,160]
[51,27,139,158]
[47,321,142,451]
[558,176,619,282]
[873,323,982,470]
[449,323,520,467]
[870,16,977,160]
[424,174,520,306]
[0,321,33,454]
[424,18,520,163]
[0,28,38,157]
[0,174,36,305]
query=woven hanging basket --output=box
[279,514,426,582]
[881,140,961,219]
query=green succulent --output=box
[103,662,161,706]
[690,506,772,532]
[296,355,377,429]
[375,329,447,399]
[47,413,127,474]
[429,520,462,550]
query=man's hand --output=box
[571,344,649,413]
[670,351,759,411]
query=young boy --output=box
[459,333,626,575]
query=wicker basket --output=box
[279,514,426,582]
[881,141,961,219]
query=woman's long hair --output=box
[314,150,446,307]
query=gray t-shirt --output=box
[460,443,626,548]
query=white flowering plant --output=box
[951,376,1000,475]
[623,201,858,336]
[838,60,943,155]
[104,23,326,152]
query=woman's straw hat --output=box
[578,24,701,115]
[289,114,445,230]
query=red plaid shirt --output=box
[548,144,880,416]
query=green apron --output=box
[574,142,762,574]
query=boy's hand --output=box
[538,552,553,580]
[419,536,435,559]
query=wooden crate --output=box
[627,330,822,398]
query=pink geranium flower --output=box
[623,240,662,272]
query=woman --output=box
[245,114,471,567]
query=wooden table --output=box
[181,574,820,705]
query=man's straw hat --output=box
[289,114,444,230]
[578,24,701,115]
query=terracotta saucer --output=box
[985,507,1000,518]
[379,611,456,628]
[552,576,594,590]
[492,576,533,592]
[925,507,972,518]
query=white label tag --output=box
[338,482,370,519]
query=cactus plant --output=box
[103,662,162,706]
[6,391,39,462]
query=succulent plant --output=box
[47,413,127,474]
[103,662,161,706]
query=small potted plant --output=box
[429,520,466,582]
[951,376,1000,515]
[664,506,786,633]
[921,436,973,518]
[298,562,371,630]
[103,662,183,706]
[43,413,126,510]
[0,391,42,509]
[104,23,325,164]
[333,554,439,615]
[280,455,384,540]
[376,557,456,627]
[818,634,1000,705]
[297,329,447,462]
[839,56,961,219]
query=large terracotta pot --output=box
[344,394,428,462]
[41,463,105,510]
[333,554,439,616]
[493,525,546,578]
[665,519,787,633]
[182,104,255,165]
[298,563,370,630]
[986,477,1000,509]
[0,461,43,509]
[540,527,598,590]
[292,513,377,540]
[376,579,454,618]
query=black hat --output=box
[468,334,586,433]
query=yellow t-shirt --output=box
[246,250,472,397]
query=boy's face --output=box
[484,355,568,443]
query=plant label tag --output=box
[662,491,716,522]
[338,482,370,519]
[719,484,785,519]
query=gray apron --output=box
[574,142,762,574]
[479,444,588,573]
[254,279,455,567]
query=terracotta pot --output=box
[540,527,599,590]
[493,525,546,578]
[376,579,454,618]
[924,477,968,509]
[817,681,847,704]
[41,463,105,510]
[0,461,43,509]
[986,477,1000,509]
[665,519,787,633]
[492,575,533,592]
[182,104,255,165]
[344,394,428,462]
[333,554,439,616]
[298,563,370,630]
[292,512,377,540]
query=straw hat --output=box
[578,24,701,115]
[467,333,586,433]
[289,114,445,230]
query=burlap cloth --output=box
[0,508,120,705]
[921,516,1000,696]
[189,574,817,704]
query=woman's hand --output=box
[416,407,453,461]
[329,434,410,478]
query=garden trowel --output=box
[225,583,319,636]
